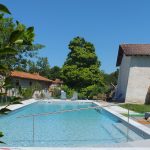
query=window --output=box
[16,80,19,86]
[29,81,32,86]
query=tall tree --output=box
[62,37,105,99]
[49,66,61,80]
[28,57,51,78]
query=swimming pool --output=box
[0,101,149,147]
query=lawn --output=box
[120,103,150,113]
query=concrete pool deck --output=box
[0,98,37,111]
[93,101,150,138]
[93,100,150,127]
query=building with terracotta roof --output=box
[115,44,150,104]
[9,71,52,97]
[51,79,63,87]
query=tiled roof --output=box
[116,44,150,66]
[52,79,63,84]
[11,71,52,82]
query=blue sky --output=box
[1,0,150,73]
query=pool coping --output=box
[92,101,150,138]
[0,98,37,111]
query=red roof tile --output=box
[11,71,52,82]
[52,79,63,84]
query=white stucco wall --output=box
[7,77,51,97]
[11,77,50,89]
[115,54,131,101]
[125,56,150,103]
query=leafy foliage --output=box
[0,132,4,143]
[103,69,119,86]
[62,37,105,99]
[20,82,42,99]
[28,57,51,78]
[0,16,44,72]
[52,87,61,99]
[20,87,34,99]
[0,4,11,14]
[61,85,74,99]
[49,66,61,80]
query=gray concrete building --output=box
[115,44,150,104]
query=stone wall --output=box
[126,56,150,103]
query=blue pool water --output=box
[0,101,146,147]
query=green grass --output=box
[120,103,150,113]
[121,113,145,117]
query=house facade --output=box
[115,44,150,104]
[9,71,52,97]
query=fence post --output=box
[127,103,130,123]
[32,116,35,143]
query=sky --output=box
[1,0,150,73]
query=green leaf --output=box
[10,96,22,102]
[9,97,22,105]
[16,20,19,25]
[0,131,5,144]
[0,4,11,14]
[3,83,13,89]
[0,141,5,144]
[0,93,5,96]
[0,64,7,71]
[14,39,23,44]
[0,13,4,19]
[0,108,11,114]
[0,132,4,138]
[9,30,23,43]
[27,26,34,33]
[22,40,32,45]
[0,48,17,55]
[11,101,22,105]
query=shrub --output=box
[53,87,61,99]
[61,85,74,99]
[20,87,34,99]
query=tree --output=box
[62,37,105,99]
[28,60,38,73]
[103,69,119,86]
[0,16,44,72]
[49,66,61,80]
[28,57,51,78]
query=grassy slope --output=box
[120,104,150,113]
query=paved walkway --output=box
[0,98,37,111]
[95,100,150,128]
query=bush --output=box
[20,87,34,99]
[61,84,107,100]
[52,87,61,99]
[61,85,74,99]
[79,84,107,99]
